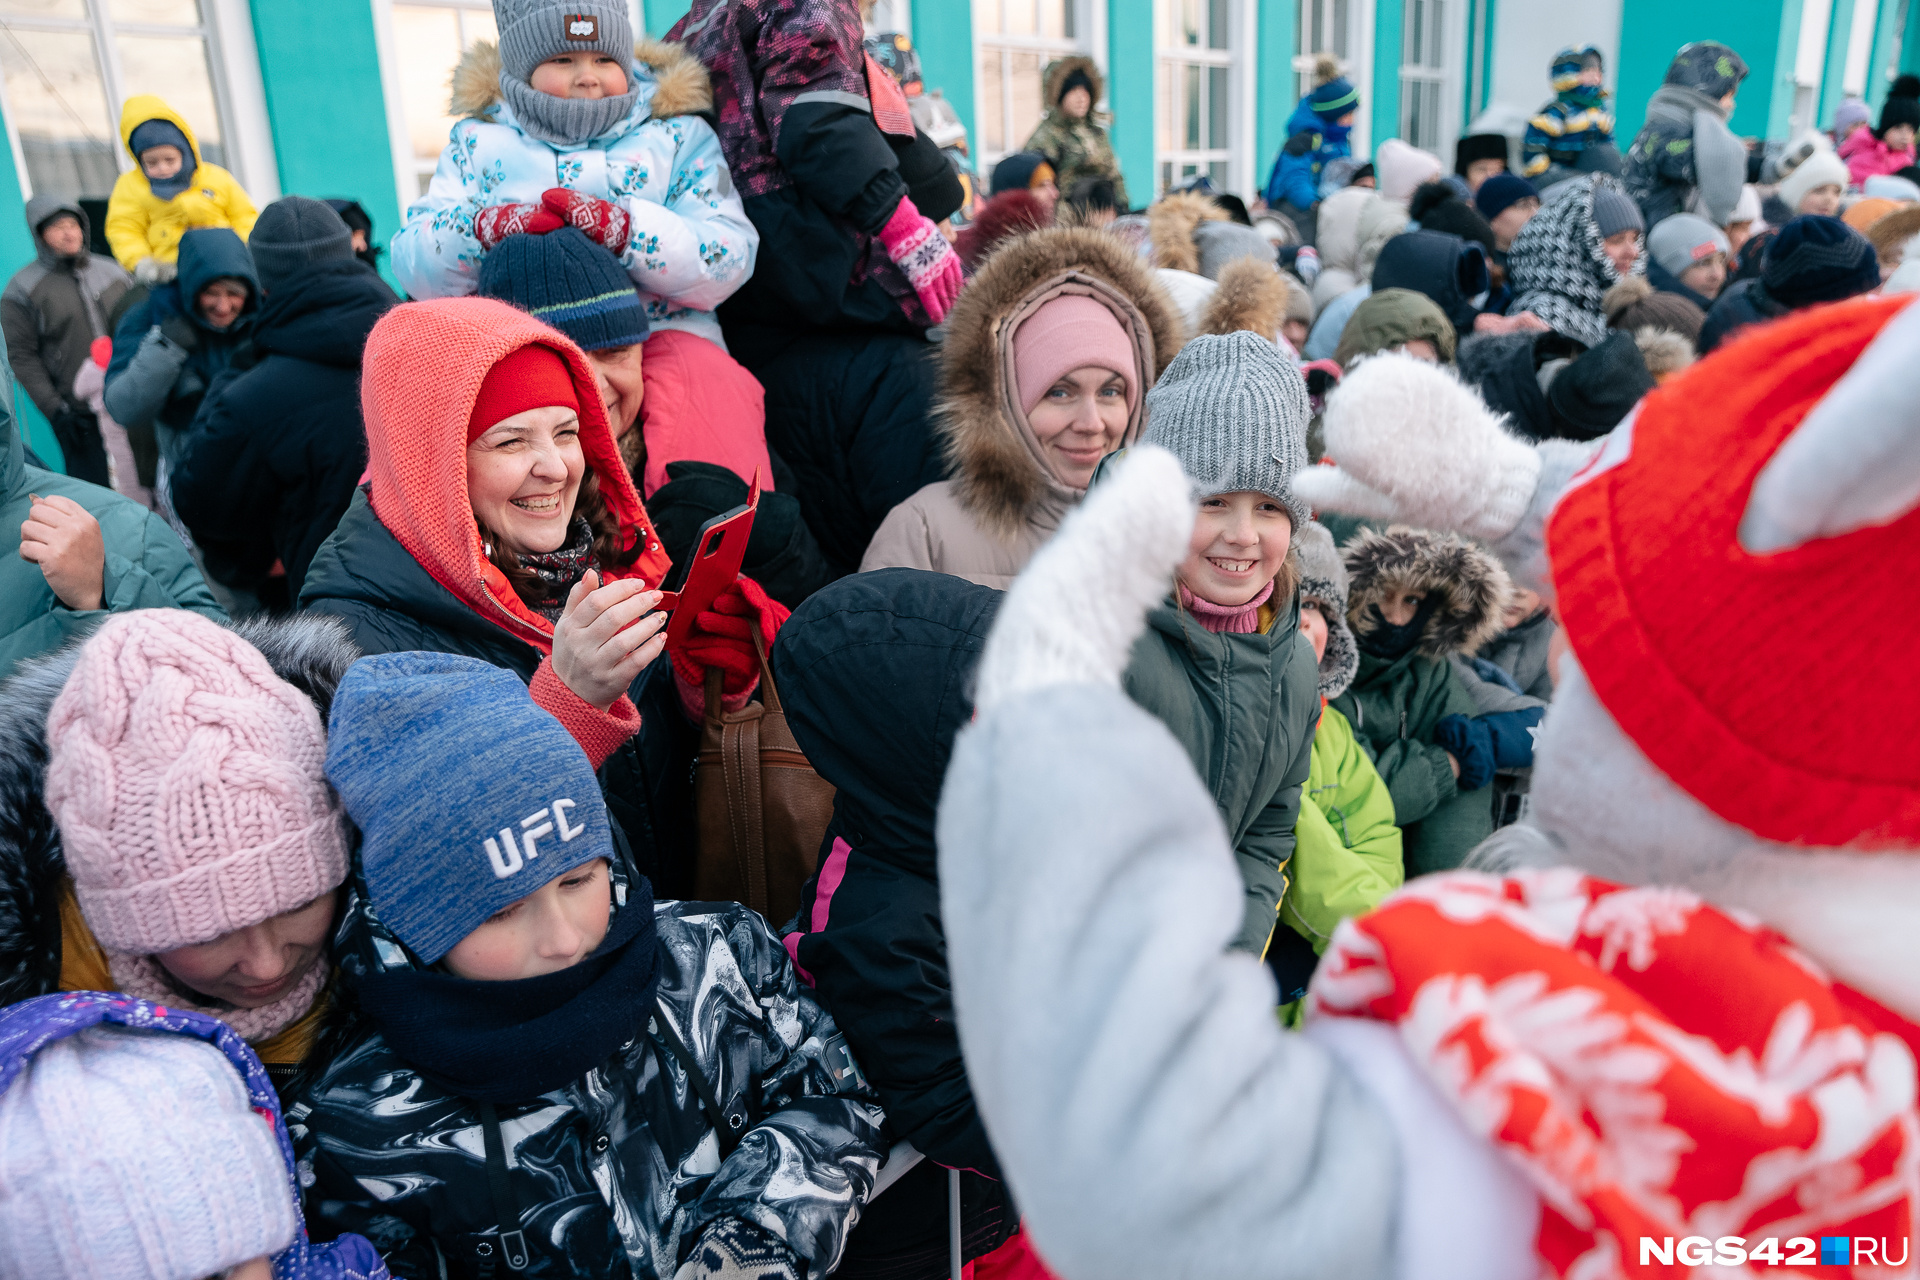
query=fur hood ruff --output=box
[450,37,711,121]
[1342,524,1512,659]
[1199,256,1313,342]
[1043,55,1105,110]
[0,614,359,1007]
[937,227,1185,539]
[1149,191,1228,274]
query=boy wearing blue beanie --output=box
[1262,54,1361,242]
[293,652,884,1280]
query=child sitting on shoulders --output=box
[104,95,257,284]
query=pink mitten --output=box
[876,196,964,324]
[541,187,632,256]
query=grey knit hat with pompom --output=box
[1293,520,1359,698]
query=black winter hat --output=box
[1371,229,1490,335]
[248,196,353,295]
[1878,92,1920,137]
[1761,215,1881,308]
[1454,133,1509,176]
[1411,183,1498,255]
[1059,66,1094,103]
[477,226,650,352]
[1545,331,1655,441]
[990,152,1054,196]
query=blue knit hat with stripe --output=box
[478,226,650,351]
[1309,76,1359,122]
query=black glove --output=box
[1434,713,1495,791]
[159,312,199,351]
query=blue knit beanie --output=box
[477,227,650,352]
[1761,215,1881,308]
[325,653,615,964]
[1475,172,1538,222]
[1309,77,1359,122]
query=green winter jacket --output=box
[0,396,222,681]
[1123,595,1319,955]
[1280,704,1403,952]
[1330,647,1491,877]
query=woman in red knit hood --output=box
[301,297,781,888]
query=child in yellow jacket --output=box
[104,95,257,284]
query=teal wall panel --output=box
[1819,0,1858,125]
[1904,0,1920,76]
[1372,0,1403,150]
[1256,0,1298,187]
[1109,0,1157,202]
[1614,0,1799,142]
[912,0,976,155]
[1865,0,1905,106]
[249,2,402,289]
[644,0,695,36]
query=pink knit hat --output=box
[1011,294,1140,416]
[43,610,349,955]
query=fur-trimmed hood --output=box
[1043,55,1104,109]
[937,227,1186,538]
[1200,255,1287,340]
[449,37,711,122]
[0,614,359,1008]
[1342,524,1511,659]
[1149,191,1228,274]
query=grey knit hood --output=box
[1140,330,1311,530]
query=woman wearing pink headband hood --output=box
[861,227,1185,588]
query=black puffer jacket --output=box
[0,614,359,1011]
[772,569,1017,1276]
[299,491,700,896]
[1698,277,1790,354]
[293,863,886,1280]
[171,259,398,601]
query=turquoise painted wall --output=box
[0,115,59,468]
[1614,0,1800,142]
[1109,0,1157,202]
[1372,0,1403,150]
[1819,0,1858,125]
[1256,0,1297,190]
[644,0,694,36]
[1904,0,1920,76]
[250,2,402,292]
[1865,0,1906,106]
[912,0,976,156]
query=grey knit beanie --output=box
[0,1026,296,1278]
[1193,219,1278,281]
[1141,330,1311,529]
[1292,520,1359,698]
[1590,184,1644,238]
[494,0,632,81]
[248,196,353,295]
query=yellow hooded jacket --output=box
[105,95,257,271]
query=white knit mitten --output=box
[132,256,176,286]
[972,446,1193,715]
[1293,352,1542,543]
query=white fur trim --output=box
[972,445,1193,714]
[1319,353,1543,542]
[1740,295,1920,552]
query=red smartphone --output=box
[662,472,760,648]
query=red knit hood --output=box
[359,297,671,652]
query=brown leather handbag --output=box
[694,628,835,926]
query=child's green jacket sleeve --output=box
[1281,707,1404,954]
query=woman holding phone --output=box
[299,296,785,892]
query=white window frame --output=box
[971,0,1094,174]
[1155,0,1254,198]
[1294,0,1374,157]
[1398,0,1463,156]
[0,0,274,200]
[371,0,506,213]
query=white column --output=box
[204,0,280,201]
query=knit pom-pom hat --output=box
[43,610,349,957]
[1293,521,1359,698]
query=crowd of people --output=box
[1,1,1917,1277]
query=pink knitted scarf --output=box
[1179,579,1276,633]
[107,950,328,1043]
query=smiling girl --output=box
[1117,331,1326,956]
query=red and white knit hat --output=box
[1548,294,1920,849]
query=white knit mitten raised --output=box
[972,446,1193,715]
[1294,352,1542,543]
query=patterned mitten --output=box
[541,187,632,256]
[473,202,559,249]
[876,196,963,324]
[673,1219,800,1280]
[973,445,1193,715]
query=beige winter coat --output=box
[861,228,1184,588]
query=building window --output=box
[0,0,237,202]
[1294,0,1370,155]
[1156,0,1232,195]
[380,0,497,201]
[1398,0,1454,153]
[974,0,1085,174]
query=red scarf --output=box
[1309,869,1920,1277]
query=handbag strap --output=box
[751,626,783,714]
[477,1101,530,1272]
[653,998,748,1160]
[720,706,768,914]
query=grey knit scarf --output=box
[497,73,639,147]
